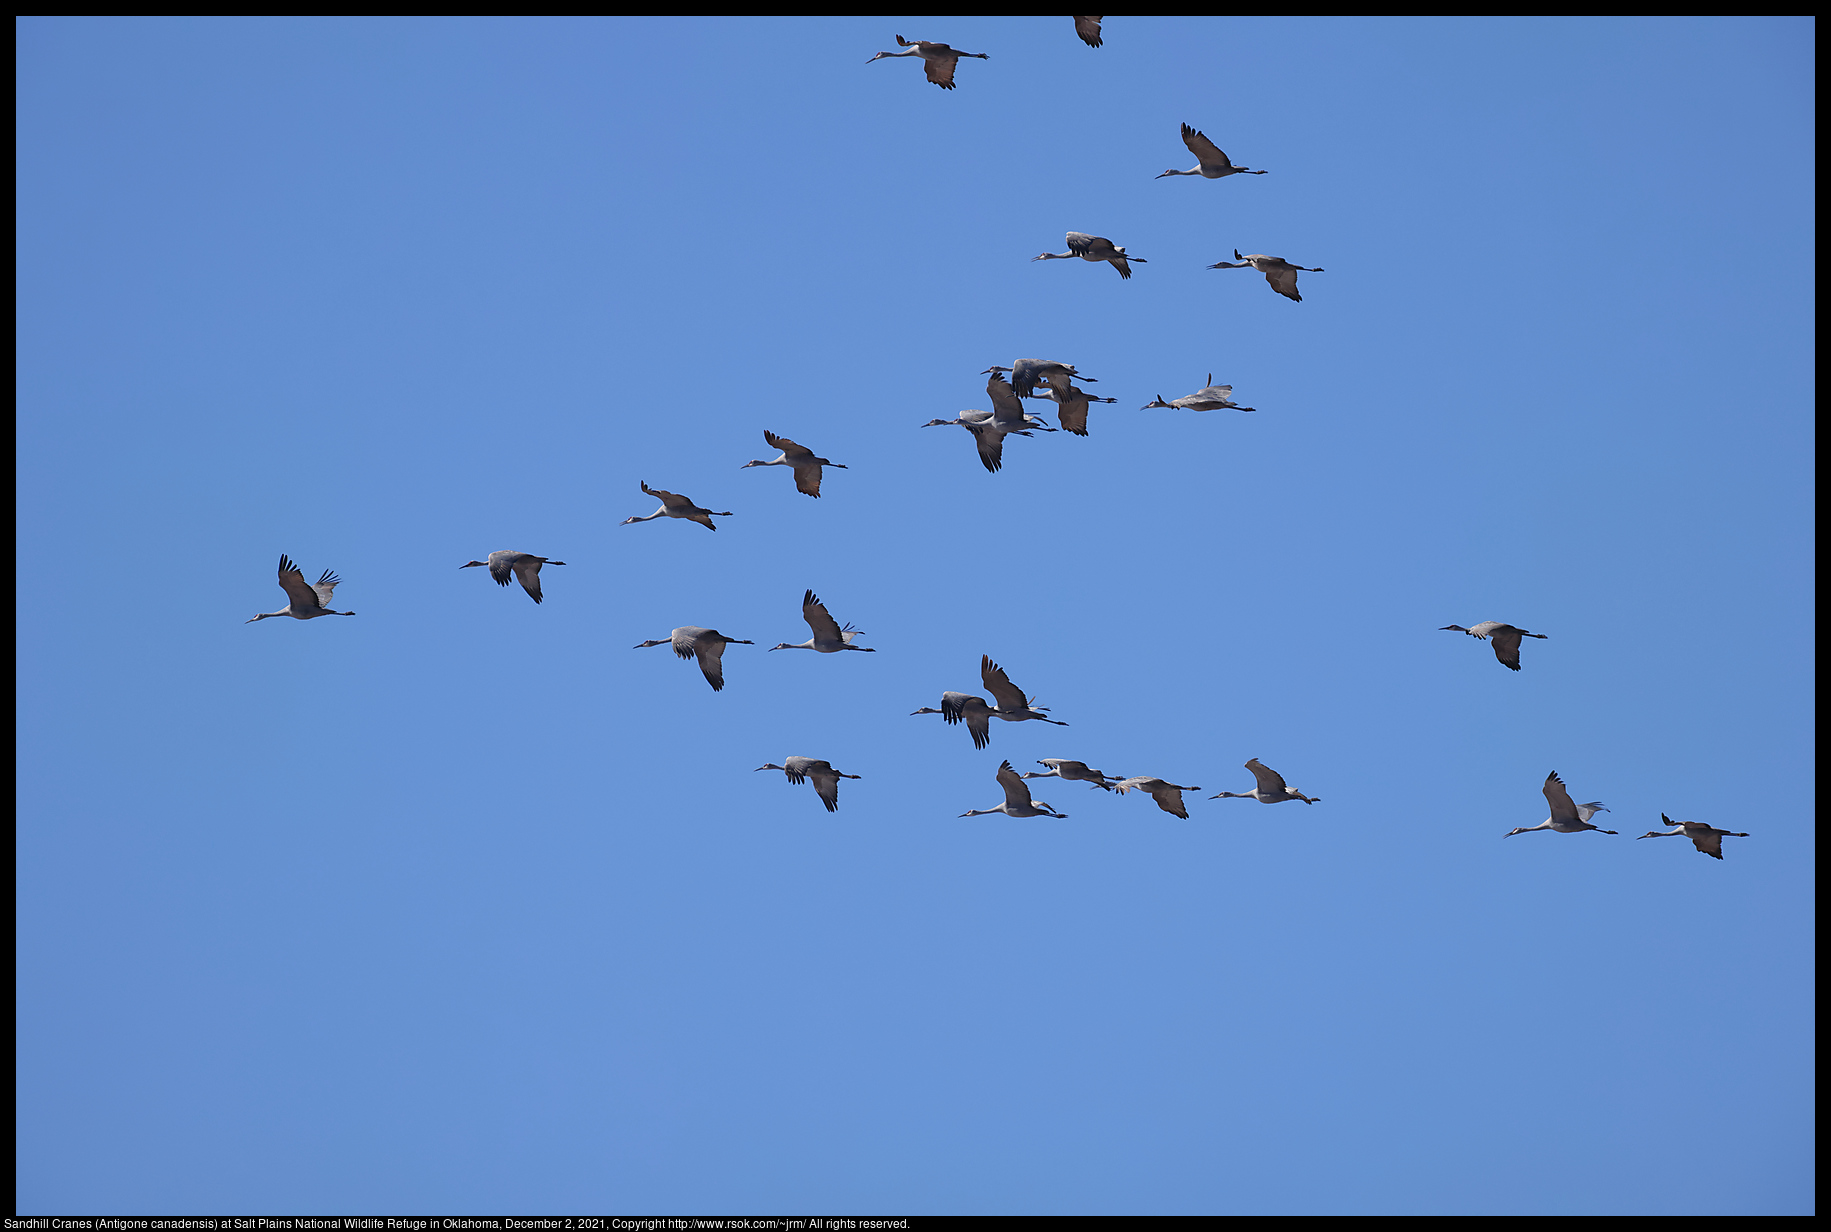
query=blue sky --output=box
[16,16,1814,1215]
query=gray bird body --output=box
[1441,621,1548,672]
[621,481,732,531]
[460,550,566,604]
[1022,759,1125,791]
[1001,359,1097,399]
[1158,123,1267,180]
[1141,374,1255,413]
[1210,758,1320,804]
[1035,370,1117,435]
[634,626,755,692]
[1505,772,1616,837]
[960,760,1068,818]
[1637,813,1749,859]
[1033,231,1147,280]
[1207,250,1323,302]
[866,35,988,90]
[911,690,997,750]
[1111,776,1202,818]
[741,430,847,499]
[246,554,354,622]
[771,590,875,654]
[980,654,1068,727]
[756,756,862,813]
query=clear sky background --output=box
[16,16,1814,1216]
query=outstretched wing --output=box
[1053,388,1090,435]
[925,54,958,89]
[970,421,1005,473]
[997,760,1036,810]
[1153,786,1190,819]
[1489,627,1525,670]
[763,430,810,458]
[275,555,325,611]
[1246,758,1289,795]
[980,655,1030,712]
[694,639,728,691]
[802,590,844,643]
[810,772,842,813]
[309,569,342,609]
[1690,830,1726,859]
[1181,123,1231,173]
[790,460,824,498]
[1074,16,1103,47]
[510,557,546,604]
[1542,772,1580,824]
[1110,257,1134,280]
[987,371,1027,422]
[1266,266,1302,301]
[1065,232,1098,257]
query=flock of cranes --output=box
[243,18,1748,861]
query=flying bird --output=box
[633,627,755,692]
[911,691,998,750]
[1441,622,1548,672]
[1002,358,1096,399]
[1022,759,1125,790]
[1111,776,1202,818]
[1207,250,1323,302]
[1157,123,1267,180]
[1505,772,1617,838]
[1637,813,1750,860]
[741,430,847,498]
[1033,232,1147,280]
[246,555,354,623]
[1073,16,1104,47]
[1210,758,1320,805]
[866,36,988,90]
[959,760,1068,819]
[771,590,875,653]
[1035,371,1117,435]
[755,757,862,813]
[621,482,732,532]
[1140,375,1255,413]
[981,654,1068,727]
[459,550,566,604]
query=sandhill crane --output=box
[1023,759,1125,790]
[246,555,354,622]
[1073,16,1103,47]
[866,36,988,90]
[1208,250,1323,302]
[771,590,875,654]
[1157,123,1267,180]
[459,550,566,604]
[1035,371,1117,435]
[1033,232,1147,280]
[1506,772,1617,837]
[620,481,731,532]
[755,756,862,813]
[1210,758,1320,804]
[741,430,847,498]
[1637,813,1750,860]
[1111,776,1202,818]
[959,760,1068,819]
[922,371,1054,472]
[634,627,754,692]
[1000,359,1097,399]
[1441,622,1548,672]
[911,691,997,750]
[981,655,1067,727]
[921,409,1052,473]
[1140,375,1256,413]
